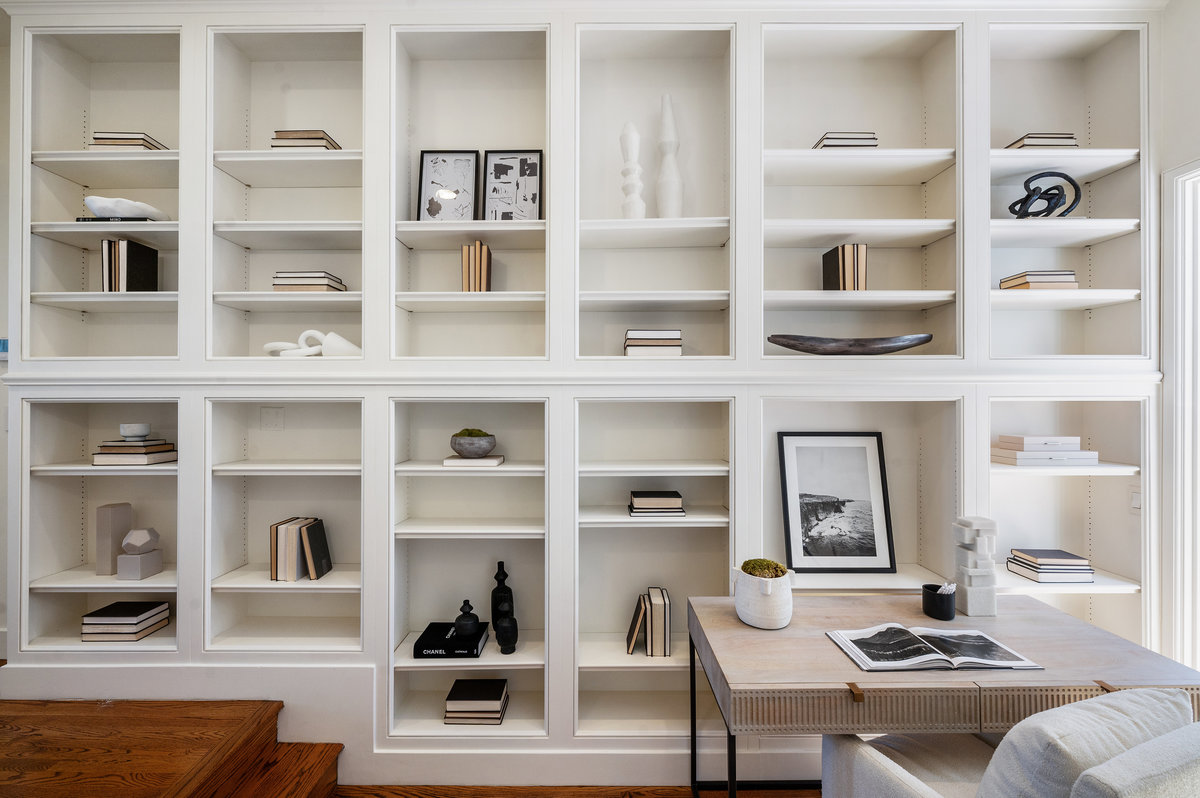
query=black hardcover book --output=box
[82,600,170,625]
[122,239,159,292]
[412,621,490,658]
[75,217,153,222]
[444,678,508,711]
[300,518,333,580]
[822,245,850,290]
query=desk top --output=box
[688,594,1200,734]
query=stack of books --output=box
[629,490,685,517]
[624,329,682,357]
[444,678,509,725]
[101,239,159,292]
[82,600,170,642]
[813,131,878,148]
[1006,548,1095,583]
[1005,132,1078,149]
[625,586,672,656]
[272,270,346,292]
[89,131,168,150]
[412,621,490,659]
[443,453,505,467]
[461,240,492,292]
[991,434,1099,466]
[999,270,1078,290]
[822,244,868,290]
[269,517,333,581]
[92,437,177,465]
[270,129,341,150]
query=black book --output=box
[300,518,333,580]
[445,678,508,711]
[82,600,170,625]
[822,244,854,290]
[629,490,683,509]
[75,217,153,222]
[121,239,159,292]
[412,622,490,658]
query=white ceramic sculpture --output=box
[122,527,160,554]
[953,516,998,616]
[656,93,682,218]
[619,122,646,219]
[731,567,793,629]
[263,329,363,358]
[119,422,151,440]
[83,195,169,221]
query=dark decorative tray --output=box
[767,333,933,355]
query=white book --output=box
[625,329,681,339]
[991,448,1099,464]
[995,435,1082,450]
[625,346,683,357]
[443,454,505,467]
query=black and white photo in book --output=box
[827,623,1041,671]
[483,150,542,221]
[777,431,896,573]
[417,150,479,221]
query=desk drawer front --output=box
[731,686,978,734]
[979,685,1105,732]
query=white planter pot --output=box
[731,567,793,629]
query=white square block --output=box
[955,583,997,616]
[117,549,163,580]
[955,547,993,569]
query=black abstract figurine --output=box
[1007,171,1081,218]
[454,599,479,636]
[494,601,519,655]
[492,561,514,623]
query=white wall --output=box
[1162,0,1200,171]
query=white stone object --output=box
[83,195,170,221]
[955,546,992,570]
[656,93,682,218]
[619,122,646,219]
[954,515,998,616]
[961,566,997,587]
[117,548,163,580]
[263,329,362,357]
[119,422,151,440]
[95,502,132,576]
[731,567,793,629]
[122,526,160,554]
[956,583,997,616]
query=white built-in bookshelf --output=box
[5,3,1165,787]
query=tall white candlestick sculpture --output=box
[619,122,646,219]
[656,93,682,218]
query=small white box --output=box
[956,583,997,616]
[117,548,163,580]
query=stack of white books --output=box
[991,435,1099,466]
[624,329,682,357]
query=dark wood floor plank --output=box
[231,742,343,798]
[334,789,821,798]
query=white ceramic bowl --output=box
[119,422,151,440]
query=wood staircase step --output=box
[229,742,343,798]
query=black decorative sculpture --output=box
[454,599,479,636]
[767,333,932,355]
[1007,171,1081,218]
[494,600,518,655]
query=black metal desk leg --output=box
[727,726,737,798]
[690,635,698,798]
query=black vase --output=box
[495,600,518,654]
[454,599,479,636]
[491,560,514,625]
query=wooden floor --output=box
[337,789,820,797]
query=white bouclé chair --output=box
[821,688,1200,798]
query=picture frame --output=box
[483,149,543,221]
[777,431,896,573]
[417,150,479,221]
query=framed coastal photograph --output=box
[417,150,479,221]
[777,431,896,573]
[483,149,542,221]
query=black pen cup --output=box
[922,584,956,621]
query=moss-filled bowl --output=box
[450,433,497,458]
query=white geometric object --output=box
[656,93,683,218]
[953,516,998,616]
[619,122,646,219]
[122,526,160,554]
[95,502,133,576]
[83,195,170,221]
[117,548,163,580]
[263,329,362,358]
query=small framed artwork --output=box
[417,150,479,221]
[777,431,896,573]
[483,149,543,221]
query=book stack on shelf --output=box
[443,678,508,725]
[89,130,168,150]
[1005,132,1078,149]
[813,131,878,148]
[101,239,158,292]
[461,240,492,292]
[269,129,341,150]
[991,435,1099,466]
[92,437,177,466]
[628,490,684,517]
[1006,548,1095,583]
[624,329,682,357]
[822,244,868,290]
[272,270,346,292]
[268,517,333,582]
[443,453,505,467]
[412,621,490,659]
[81,600,170,642]
[999,270,1078,291]
[626,586,672,656]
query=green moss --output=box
[740,558,787,579]
[453,428,491,437]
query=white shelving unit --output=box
[3,4,1165,788]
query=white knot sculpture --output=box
[264,330,362,358]
[84,195,170,221]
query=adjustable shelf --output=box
[578,506,729,527]
[210,564,361,593]
[394,630,545,671]
[990,148,1139,183]
[764,148,955,186]
[578,633,691,670]
[32,222,179,251]
[395,221,546,251]
[764,219,955,248]
[990,461,1141,477]
[393,292,545,313]
[33,150,180,188]
[391,688,546,738]
[578,459,730,477]
[990,289,1140,312]
[30,292,178,312]
[393,518,546,540]
[212,221,362,250]
[578,290,730,312]
[209,617,361,651]
[990,218,1140,248]
[764,289,955,312]
[214,150,363,187]
[578,218,731,249]
[29,565,179,592]
[212,291,362,313]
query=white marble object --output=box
[118,548,163,580]
[263,329,362,357]
[119,422,151,440]
[84,195,170,221]
[656,93,682,218]
[953,516,998,616]
[122,527,160,554]
[619,121,646,219]
[730,567,793,629]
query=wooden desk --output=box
[688,594,1200,798]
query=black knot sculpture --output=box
[1008,171,1081,218]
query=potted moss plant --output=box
[450,428,496,458]
[731,558,793,629]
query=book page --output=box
[909,628,1041,669]
[827,623,950,670]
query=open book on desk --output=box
[827,622,1042,671]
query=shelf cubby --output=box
[577,676,724,737]
[26,594,177,652]
[391,670,545,737]
[578,28,732,358]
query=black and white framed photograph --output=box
[483,149,542,221]
[777,431,896,573]
[417,150,479,221]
